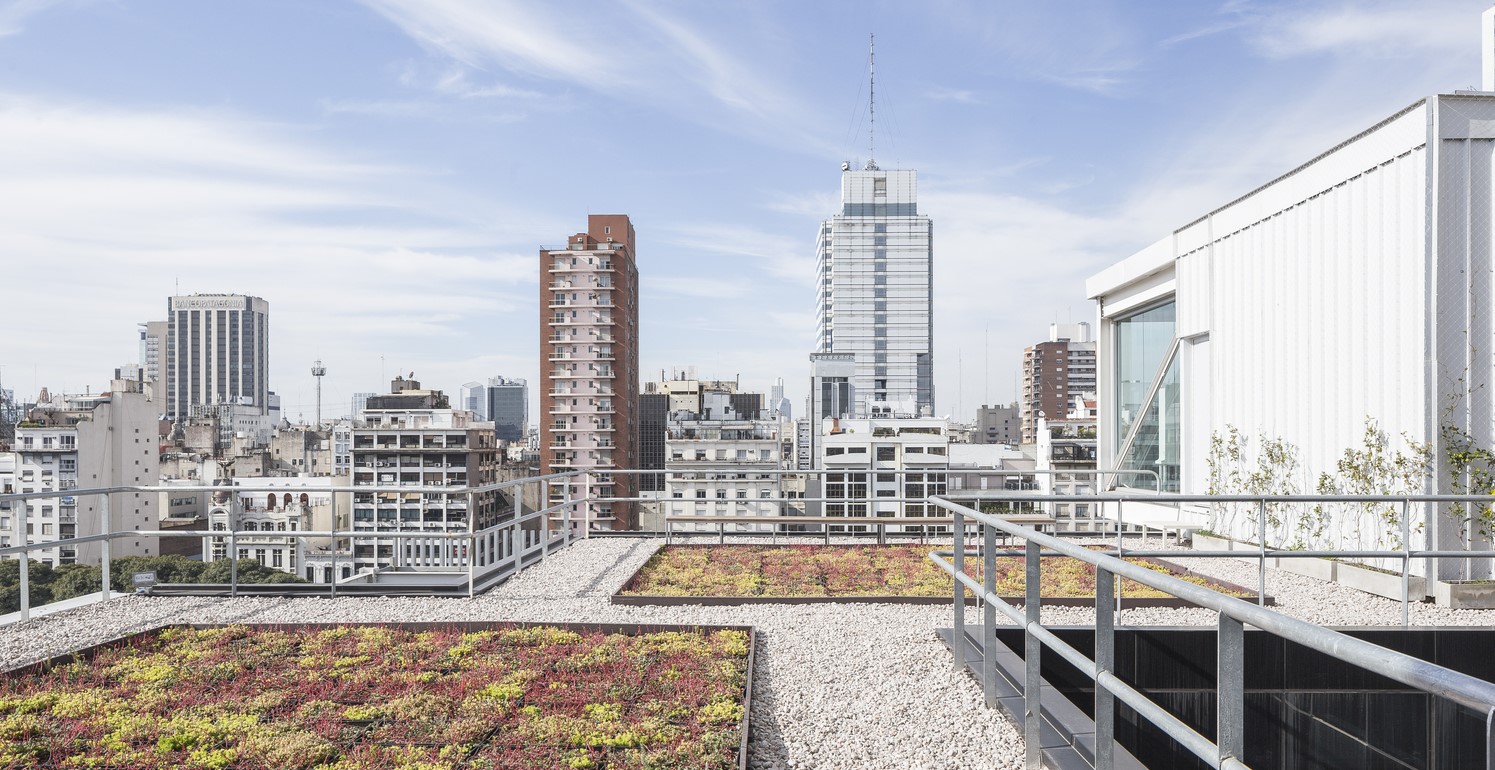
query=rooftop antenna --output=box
[868,32,875,161]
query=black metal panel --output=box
[980,626,1495,770]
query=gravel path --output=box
[2,535,1493,769]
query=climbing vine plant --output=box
[1208,419,1433,552]
[1439,422,1495,542]
[1314,420,1433,550]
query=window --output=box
[876,447,896,461]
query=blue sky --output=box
[0,0,1486,423]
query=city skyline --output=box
[0,1,1487,422]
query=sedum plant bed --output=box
[0,622,753,770]
[614,544,1267,607]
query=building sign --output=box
[172,297,247,310]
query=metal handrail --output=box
[927,495,1495,770]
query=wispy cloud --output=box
[360,0,837,155]
[0,0,61,37]
[925,87,979,104]
[1247,3,1473,60]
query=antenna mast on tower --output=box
[868,33,875,160]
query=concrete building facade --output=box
[11,380,159,566]
[540,215,640,529]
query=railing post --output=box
[228,530,238,598]
[983,524,997,707]
[1217,614,1245,766]
[100,494,112,603]
[467,532,476,600]
[1116,499,1124,613]
[1024,538,1042,770]
[583,473,592,538]
[953,511,966,672]
[1095,567,1115,770]
[18,556,29,622]
[329,532,338,599]
[540,479,551,557]
[511,526,522,573]
[1257,499,1267,607]
[1401,498,1411,627]
[719,520,725,545]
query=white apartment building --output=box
[815,166,934,418]
[351,380,498,573]
[11,379,159,566]
[819,417,949,531]
[1035,416,1099,524]
[1087,62,1495,579]
[664,390,784,532]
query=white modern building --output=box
[1088,84,1495,578]
[818,417,949,530]
[11,380,159,566]
[163,294,270,422]
[0,453,15,553]
[815,165,934,418]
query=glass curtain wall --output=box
[1113,301,1179,491]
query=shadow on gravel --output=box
[746,630,791,769]
[569,539,656,599]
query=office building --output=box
[540,215,640,529]
[486,377,528,442]
[162,294,270,422]
[1020,323,1096,444]
[814,165,934,418]
[138,320,168,395]
[638,390,668,492]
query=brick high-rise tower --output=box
[540,215,640,529]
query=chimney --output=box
[1484,5,1495,91]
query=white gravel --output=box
[3,535,1493,769]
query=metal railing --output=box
[927,493,1495,770]
[0,471,591,623]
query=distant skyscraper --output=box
[540,215,640,528]
[165,294,270,420]
[815,165,934,417]
[486,377,528,442]
[138,320,168,394]
[351,392,374,419]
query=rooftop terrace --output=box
[5,535,1493,769]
